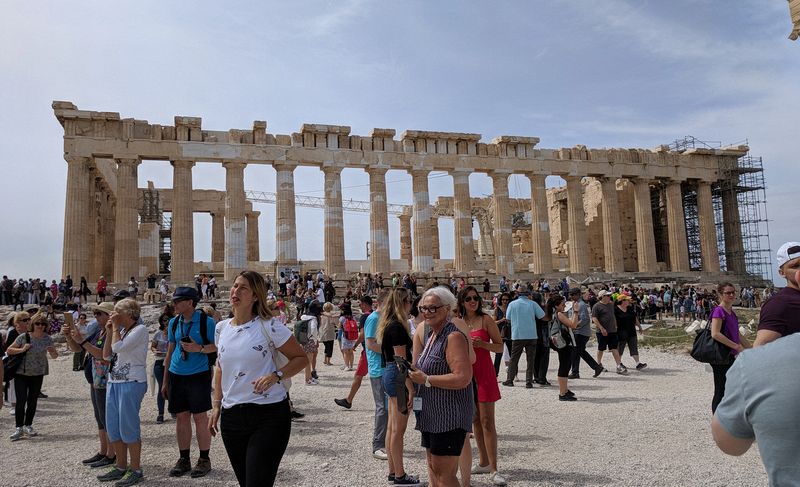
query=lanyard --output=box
[178,313,193,339]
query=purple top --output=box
[710,306,740,356]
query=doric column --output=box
[431,217,440,261]
[323,166,346,275]
[210,211,225,263]
[224,161,247,280]
[565,176,589,274]
[113,158,140,283]
[490,171,514,276]
[632,178,658,273]
[451,170,475,273]
[62,155,92,280]
[92,181,108,280]
[399,209,412,268]
[103,192,116,279]
[171,159,195,283]
[528,174,553,274]
[665,180,690,272]
[85,170,97,281]
[722,182,746,274]
[697,181,720,273]
[367,167,391,274]
[247,211,261,263]
[599,177,624,273]
[410,169,433,272]
[275,162,298,268]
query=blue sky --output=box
[0,0,796,282]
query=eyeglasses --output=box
[419,305,446,314]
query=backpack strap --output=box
[199,312,210,346]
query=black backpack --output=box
[171,312,216,369]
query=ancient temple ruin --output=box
[53,101,767,285]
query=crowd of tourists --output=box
[1,241,799,486]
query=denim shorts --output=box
[382,363,404,398]
[105,381,147,443]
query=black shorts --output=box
[596,332,619,351]
[421,428,467,456]
[168,370,212,414]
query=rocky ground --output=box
[2,301,768,487]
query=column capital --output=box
[321,165,343,176]
[527,172,547,183]
[489,170,512,183]
[115,157,141,167]
[273,161,297,172]
[247,211,261,218]
[563,174,585,183]
[222,160,247,170]
[171,159,196,169]
[64,154,90,165]
[450,168,472,175]
[409,168,431,177]
[366,165,389,177]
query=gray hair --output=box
[115,298,141,321]
[420,286,457,311]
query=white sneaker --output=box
[306,379,319,385]
[373,448,388,460]
[10,427,23,441]
[471,464,491,474]
[490,471,507,486]
[616,365,629,375]
[23,425,38,437]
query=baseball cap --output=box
[172,286,199,303]
[598,290,612,298]
[777,242,800,268]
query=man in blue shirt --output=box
[502,289,545,388]
[161,287,217,478]
[364,289,389,460]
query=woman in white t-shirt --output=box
[209,271,307,487]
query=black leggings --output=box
[14,374,44,428]
[322,340,334,358]
[711,360,734,413]
[555,345,573,378]
[221,399,292,487]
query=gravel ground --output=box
[3,316,768,487]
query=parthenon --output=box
[54,101,754,284]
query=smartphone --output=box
[63,312,74,328]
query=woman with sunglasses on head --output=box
[6,312,57,441]
[151,313,171,423]
[709,282,751,413]
[492,293,512,376]
[457,287,505,486]
[545,295,579,402]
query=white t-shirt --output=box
[215,317,292,408]
[300,314,319,342]
[109,324,149,383]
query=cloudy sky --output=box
[0,0,796,283]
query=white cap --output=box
[597,290,612,298]
[776,242,800,268]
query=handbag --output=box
[2,332,30,382]
[259,318,292,391]
[549,317,567,350]
[690,325,731,365]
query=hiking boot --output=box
[636,362,648,370]
[169,458,192,477]
[23,425,38,437]
[10,427,23,441]
[558,393,577,402]
[593,367,605,378]
[90,456,117,469]
[83,453,105,465]
[97,467,127,482]
[501,380,514,387]
[567,373,580,379]
[616,365,629,375]
[334,398,352,409]
[114,469,144,487]
[190,458,211,478]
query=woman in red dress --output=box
[458,286,506,486]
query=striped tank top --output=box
[414,322,474,434]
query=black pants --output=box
[322,340,334,358]
[534,322,551,382]
[711,360,734,413]
[555,345,574,378]
[221,399,292,487]
[571,334,600,376]
[493,339,512,376]
[14,374,44,428]
[507,339,537,384]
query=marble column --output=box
[665,180,690,272]
[224,161,247,280]
[275,163,298,269]
[85,170,97,281]
[323,166,346,275]
[62,155,92,280]
[399,210,412,268]
[431,217,441,261]
[247,211,261,263]
[171,160,195,283]
[697,181,720,273]
[92,181,108,280]
[103,193,116,279]
[722,183,746,274]
[565,176,589,274]
[632,178,658,273]
[452,170,475,273]
[113,158,140,283]
[528,174,553,274]
[410,170,433,272]
[368,167,391,274]
[599,177,624,273]
[491,171,514,276]
[211,212,225,263]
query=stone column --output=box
[697,181,720,273]
[599,177,624,273]
[491,171,514,276]
[92,181,108,280]
[665,180,690,272]
[431,217,441,260]
[85,170,97,281]
[565,176,589,274]
[247,211,260,263]
[103,193,116,279]
[451,170,475,273]
[528,174,553,274]
[113,158,140,283]
[410,170,433,272]
[399,209,413,268]
[275,163,298,269]
[368,167,391,274]
[210,212,225,263]
[62,155,92,280]
[632,178,658,273]
[224,161,247,280]
[722,184,746,274]
[171,160,195,283]
[323,166,346,275]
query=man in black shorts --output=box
[161,287,217,478]
[591,290,628,375]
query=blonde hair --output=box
[12,311,29,326]
[115,298,141,321]
[377,288,410,345]
[237,270,275,320]
[323,301,334,313]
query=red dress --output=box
[469,328,501,403]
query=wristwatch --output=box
[200,345,205,353]
[275,370,284,382]
[424,374,431,388]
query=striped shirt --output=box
[414,322,473,434]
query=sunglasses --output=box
[419,305,446,314]
[464,296,480,303]
[19,318,31,323]
[34,323,48,327]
